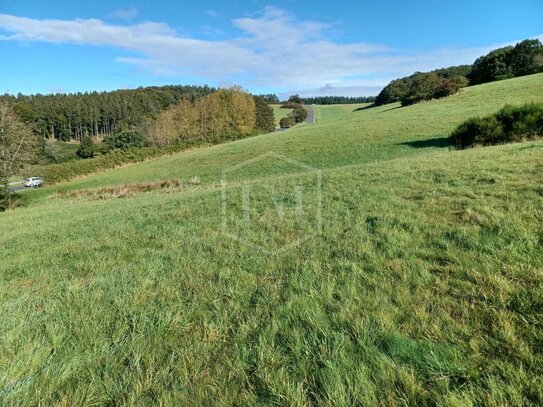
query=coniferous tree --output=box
[1,85,216,141]
[254,96,276,133]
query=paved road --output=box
[11,185,27,192]
[305,106,316,124]
[9,182,26,193]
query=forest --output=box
[0,85,215,141]
[375,39,543,106]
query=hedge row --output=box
[279,104,308,128]
[25,133,244,184]
[450,103,543,148]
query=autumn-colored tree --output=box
[147,88,256,147]
[0,168,11,211]
[0,102,40,177]
[216,88,255,136]
[196,92,226,140]
[147,108,177,147]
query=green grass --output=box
[1,74,543,405]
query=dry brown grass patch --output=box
[57,179,182,200]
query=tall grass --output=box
[1,74,542,405]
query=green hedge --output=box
[25,131,256,185]
[450,103,543,148]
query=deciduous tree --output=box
[0,102,40,177]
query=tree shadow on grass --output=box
[353,104,377,112]
[353,104,404,113]
[379,105,403,113]
[399,137,450,149]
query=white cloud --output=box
[0,9,539,95]
[108,6,139,21]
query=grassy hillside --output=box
[23,74,543,203]
[1,74,542,405]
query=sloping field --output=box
[1,74,542,405]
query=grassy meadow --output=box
[1,74,543,405]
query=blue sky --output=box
[1,1,541,97]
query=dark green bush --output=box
[280,116,296,128]
[103,131,145,151]
[450,103,543,148]
[292,107,308,123]
[76,136,96,159]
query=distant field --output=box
[1,74,543,405]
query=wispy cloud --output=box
[205,10,218,18]
[108,6,139,21]
[0,7,537,95]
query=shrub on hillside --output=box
[278,104,308,128]
[280,116,296,128]
[450,103,543,148]
[76,136,96,159]
[292,106,308,123]
[103,131,145,151]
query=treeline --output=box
[0,85,215,141]
[257,94,280,104]
[375,65,471,106]
[300,96,376,105]
[376,38,543,106]
[469,39,543,85]
[8,89,274,187]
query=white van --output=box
[25,177,44,188]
